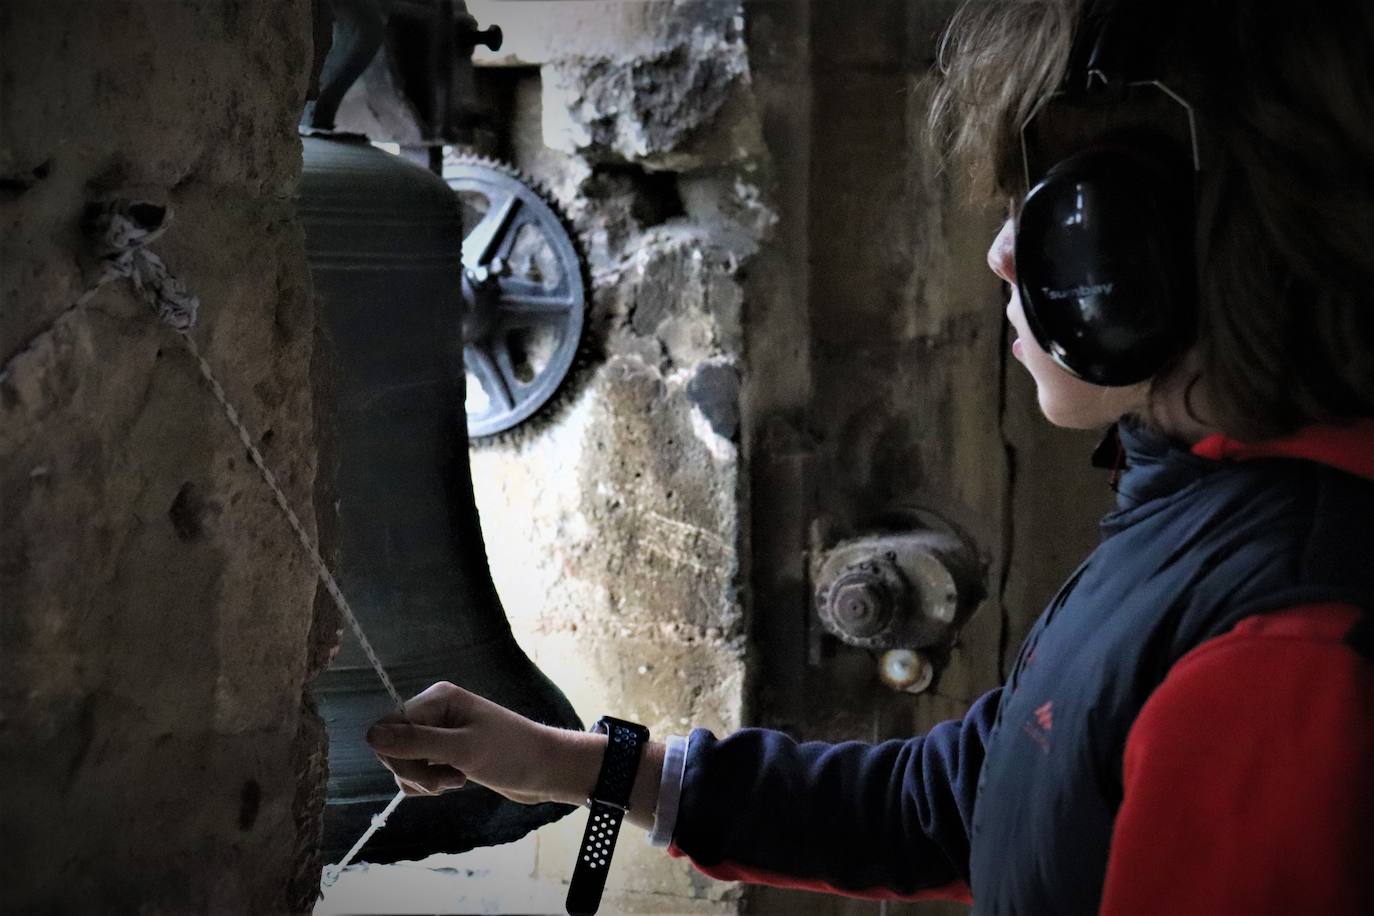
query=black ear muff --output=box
[1014,144,1195,386]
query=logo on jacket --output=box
[1022,700,1053,754]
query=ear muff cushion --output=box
[1014,145,1195,386]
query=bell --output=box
[299,134,582,864]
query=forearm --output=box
[670,689,1002,899]
[544,728,666,831]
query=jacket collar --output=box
[1098,416,1374,525]
[1109,418,1212,513]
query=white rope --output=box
[176,328,409,885]
[174,328,405,711]
[321,789,408,887]
[82,199,408,883]
[83,199,200,330]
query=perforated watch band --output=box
[565,716,649,916]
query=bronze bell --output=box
[298,133,581,864]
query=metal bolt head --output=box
[828,572,891,639]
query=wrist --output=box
[564,717,654,915]
[543,726,665,829]
[625,737,664,832]
[546,727,608,806]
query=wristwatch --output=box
[565,716,650,916]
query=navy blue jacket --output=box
[670,420,1374,913]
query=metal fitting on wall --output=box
[811,519,983,692]
[879,648,934,694]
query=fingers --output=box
[372,682,464,726]
[380,756,468,796]
[406,681,475,724]
[366,681,549,800]
[366,722,470,764]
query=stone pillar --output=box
[0,2,323,911]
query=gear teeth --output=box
[475,327,603,451]
[445,150,596,445]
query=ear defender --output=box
[1014,141,1196,386]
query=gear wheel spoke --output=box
[465,343,517,416]
[497,277,576,325]
[464,190,522,267]
[446,152,591,440]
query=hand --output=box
[366,681,598,805]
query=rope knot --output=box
[84,198,200,330]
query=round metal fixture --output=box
[445,155,590,439]
[826,568,895,640]
[879,649,934,694]
[811,523,983,660]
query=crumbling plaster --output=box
[1,1,324,912]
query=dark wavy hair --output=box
[930,0,1374,441]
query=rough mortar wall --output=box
[0,2,325,912]
[459,2,763,912]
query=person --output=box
[364,0,1374,911]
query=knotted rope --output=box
[81,200,199,328]
[83,199,407,885]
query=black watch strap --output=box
[565,716,649,916]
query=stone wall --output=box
[0,2,324,912]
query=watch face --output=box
[593,718,649,807]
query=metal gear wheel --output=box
[444,153,591,440]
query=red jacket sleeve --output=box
[1102,602,1374,915]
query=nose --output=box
[987,218,1016,285]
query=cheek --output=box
[1033,370,1109,429]
[1009,310,1139,429]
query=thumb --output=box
[366,723,464,764]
